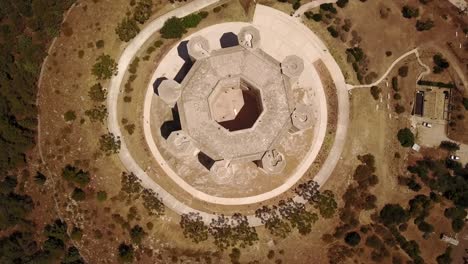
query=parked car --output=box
[422,122,432,128]
[449,155,460,160]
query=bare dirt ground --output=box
[35,0,467,263]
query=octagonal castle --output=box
[157,26,313,175]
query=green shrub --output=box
[160,17,186,39]
[99,133,121,155]
[88,83,106,102]
[292,1,301,10]
[64,110,76,121]
[397,128,414,147]
[181,13,203,28]
[95,40,105,49]
[85,105,107,123]
[71,227,83,240]
[392,77,399,91]
[92,55,118,80]
[462,97,468,110]
[134,0,152,24]
[115,18,140,42]
[128,57,140,74]
[393,93,401,100]
[97,191,107,201]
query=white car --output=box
[422,122,432,128]
[449,155,460,160]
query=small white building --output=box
[441,234,459,246]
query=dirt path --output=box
[349,48,430,89]
[293,0,337,18]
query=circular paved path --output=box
[107,3,350,225]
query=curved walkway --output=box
[107,4,350,225]
[349,48,430,89]
[293,0,337,18]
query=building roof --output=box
[177,45,293,161]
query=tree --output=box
[62,165,90,187]
[370,86,381,100]
[130,225,146,244]
[439,141,460,152]
[134,0,152,24]
[416,19,434,31]
[433,54,449,73]
[141,188,165,216]
[336,0,349,8]
[230,213,259,248]
[436,247,452,264]
[44,219,68,242]
[315,190,337,218]
[279,199,318,235]
[417,221,434,233]
[92,55,118,80]
[34,172,47,185]
[380,204,408,226]
[401,6,419,19]
[62,246,84,264]
[160,17,186,39]
[88,83,106,102]
[344,231,361,246]
[118,243,134,263]
[208,215,232,250]
[71,188,86,201]
[115,18,140,42]
[397,128,414,147]
[180,212,209,243]
[99,133,121,155]
[295,180,319,202]
[255,205,291,238]
[327,26,339,38]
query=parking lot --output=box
[412,116,468,165]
